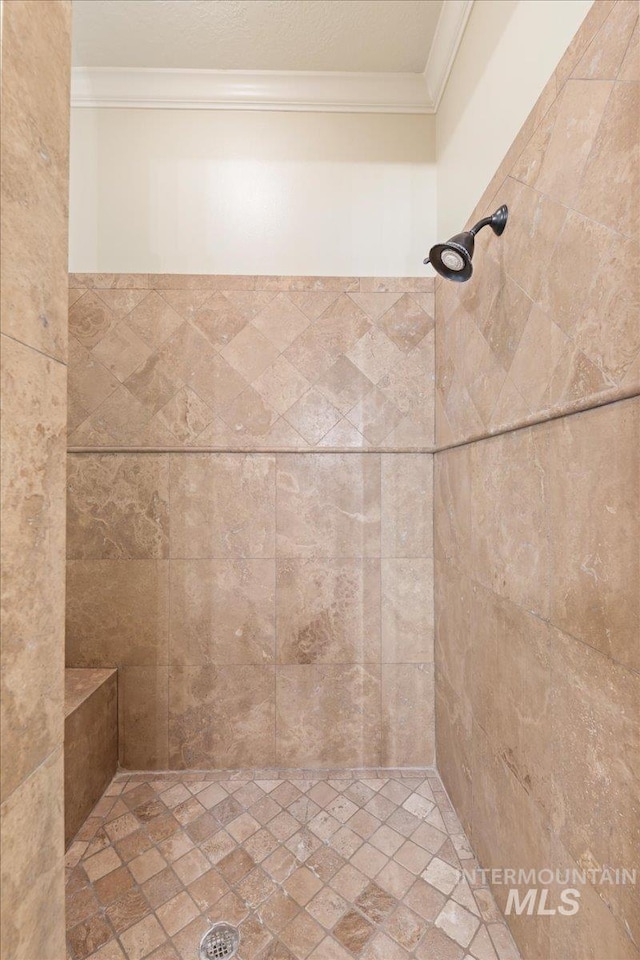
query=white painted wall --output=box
[436,0,593,240]
[69,0,594,275]
[69,108,436,275]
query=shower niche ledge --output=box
[64,667,118,846]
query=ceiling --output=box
[72,0,444,73]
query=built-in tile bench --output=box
[64,668,117,846]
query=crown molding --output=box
[424,0,474,110]
[71,67,433,113]
[71,1,473,114]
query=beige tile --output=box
[169,666,276,768]
[577,81,639,240]
[618,14,639,82]
[170,559,275,666]
[377,294,434,354]
[282,388,342,446]
[1,339,66,800]
[314,356,374,416]
[221,324,281,383]
[287,291,341,321]
[191,291,249,349]
[156,388,213,443]
[276,559,380,664]
[548,399,639,670]
[224,291,278,322]
[381,455,433,558]
[65,671,118,845]
[126,292,183,350]
[118,668,169,770]
[0,0,70,362]
[513,79,613,207]
[170,454,276,559]
[0,751,65,960]
[276,665,381,767]
[119,914,166,960]
[276,454,380,558]
[66,560,170,667]
[470,425,549,617]
[551,628,640,945]
[381,665,434,767]
[67,455,170,560]
[381,559,434,663]
[253,357,311,416]
[346,327,406,385]
[91,322,153,383]
[252,294,311,351]
[70,291,119,349]
[346,387,404,446]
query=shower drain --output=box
[199,922,240,959]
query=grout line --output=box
[67,393,640,459]
[434,390,640,455]
[1,330,68,367]
[67,446,437,454]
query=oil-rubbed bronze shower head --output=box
[424,205,508,282]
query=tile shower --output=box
[1,2,638,960]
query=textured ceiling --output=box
[72,0,444,72]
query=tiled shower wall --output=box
[0,2,71,957]
[66,276,436,771]
[434,3,639,959]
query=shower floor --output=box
[65,769,521,960]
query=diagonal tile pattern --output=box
[436,0,639,447]
[65,770,520,960]
[67,277,435,450]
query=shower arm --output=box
[470,204,509,238]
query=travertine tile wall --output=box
[434,4,639,959]
[435,0,639,448]
[0,2,71,957]
[66,276,436,771]
[67,275,434,451]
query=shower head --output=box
[424,204,508,282]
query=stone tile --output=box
[221,324,281,383]
[169,454,276,559]
[436,899,480,948]
[577,81,639,240]
[118,668,169,770]
[276,559,380,664]
[279,911,324,958]
[253,356,311,416]
[382,664,435,768]
[283,868,323,907]
[66,561,169,668]
[384,904,425,951]
[276,454,381,558]
[547,399,639,671]
[67,455,169,561]
[252,294,311,351]
[381,559,434,662]
[282,387,342,445]
[381,455,433,558]
[332,909,375,954]
[119,914,166,960]
[378,294,434,353]
[314,356,374,416]
[169,666,276,768]
[276,665,381,768]
[169,559,275,666]
[105,889,150,935]
[1,342,66,799]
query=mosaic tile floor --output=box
[65,770,521,960]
